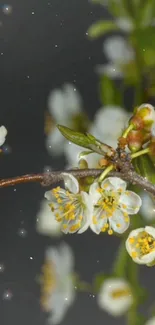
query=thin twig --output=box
[0,169,155,195]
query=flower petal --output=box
[46,127,65,156]
[101,177,127,192]
[145,226,155,238]
[90,209,108,234]
[62,173,79,194]
[119,191,142,214]
[78,191,93,234]
[109,209,130,234]
[89,181,102,205]
[0,125,7,146]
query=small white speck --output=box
[32,11,35,15]
[3,289,13,300]
[27,75,30,79]
[85,32,88,36]
[97,260,100,263]
[17,228,27,238]
[0,263,5,273]
[74,286,77,290]
[30,256,33,260]
[1,53,3,56]
[55,44,58,48]
[43,165,52,173]
[74,88,76,91]
[13,188,16,192]
[65,297,68,301]
[2,5,12,15]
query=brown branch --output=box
[0,169,155,195]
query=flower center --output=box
[50,187,85,233]
[129,231,155,258]
[40,260,56,311]
[111,288,131,299]
[97,189,119,217]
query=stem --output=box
[112,239,128,277]
[131,147,150,159]
[98,165,114,182]
[122,124,134,138]
[0,169,155,195]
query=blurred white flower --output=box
[145,317,155,325]
[90,106,131,148]
[90,177,141,235]
[36,200,61,237]
[65,106,130,168]
[98,278,133,316]
[64,141,101,168]
[126,226,155,266]
[98,36,134,79]
[95,63,123,78]
[103,36,134,65]
[46,84,82,156]
[116,18,134,32]
[140,192,155,221]
[40,243,75,324]
[104,35,134,64]
[0,126,7,146]
[45,173,93,234]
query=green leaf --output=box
[139,0,155,27]
[57,125,114,155]
[79,150,93,158]
[100,75,123,106]
[133,155,155,184]
[142,49,155,67]
[87,20,117,39]
[132,26,155,51]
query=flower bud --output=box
[127,129,151,152]
[130,103,155,132]
[78,158,88,169]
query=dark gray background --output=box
[0,0,154,324]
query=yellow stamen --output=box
[129,237,135,244]
[40,260,56,310]
[111,288,131,299]
[131,251,138,258]
[70,222,81,232]
[93,216,98,224]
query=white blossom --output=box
[140,192,155,221]
[145,317,155,325]
[64,141,101,168]
[95,63,123,79]
[36,200,61,237]
[116,18,134,32]
[46,84,82,156]
[98,278,133,316]
[103,36,134,65]
[99,36,134,79]
[126,226,155,266]
[0,125,7,146]
[65,106,131,168]
[89,106,131,148]
[90,177,142,235]
[45,173,93,234]
[40,243,75,324]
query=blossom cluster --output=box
[44,173,141,235]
